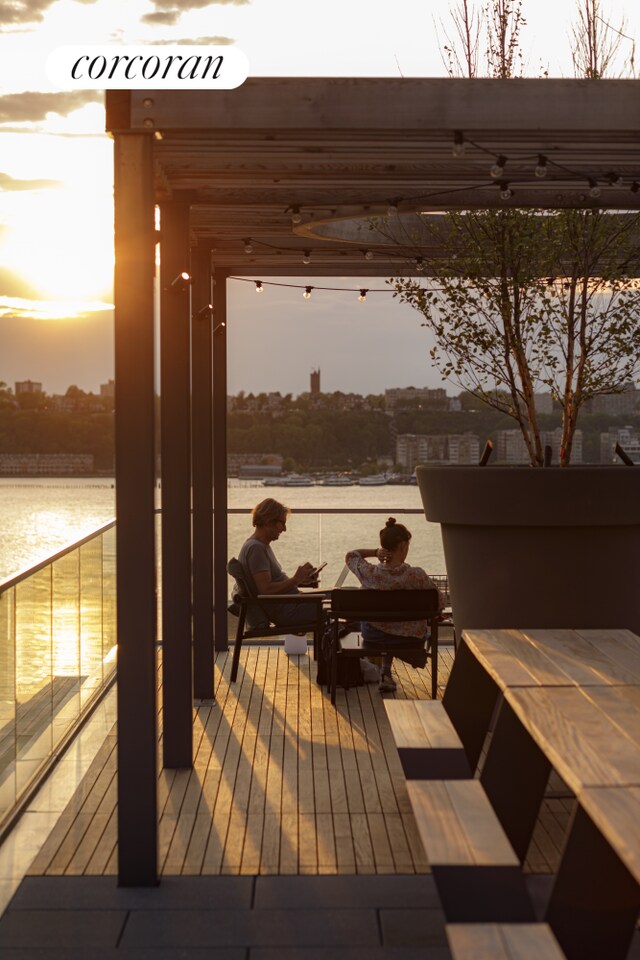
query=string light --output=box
[631,181,640,194]
[290,206,303,224]
[303,286,313,299]
[490,155,507,179]
[607,172,623,187]
[254,281,264,294]
[588,179,601,198]
[387,200,399,216]
[243,239,253,254]
[498,181,513,200]
[302,250,312,265]
[364,249,374,260]
[415,258,425,272]
[452,131,465,157]
[358,289,368,302]
[534,155,548,178]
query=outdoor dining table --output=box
[441,627,640,960]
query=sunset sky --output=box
[0,0,637,396]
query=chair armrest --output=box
[256,593,326,604]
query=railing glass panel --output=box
[0,522,116,827]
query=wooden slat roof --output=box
[106,79,640,276]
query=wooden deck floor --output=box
[27,646,570,877]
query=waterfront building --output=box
[600,425,640,464]
[495,428,583,464]
[396,432,480,470]
[0,453,94,475]
[14,380,42,395]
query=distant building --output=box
[396,432,479,470]
[227,453,283,477]
[100,379,115,398]
[0,453,93,476]
[385,386,448,413]
[600,425,640,464]
[583,384,638,417]
[15,380,42,394]
[495,428,582,464]
[310,368,321,396]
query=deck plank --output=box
[28,644,565,877]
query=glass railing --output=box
[0,522,116,827]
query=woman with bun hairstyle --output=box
[344,518,442,693]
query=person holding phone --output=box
[238,497,322,628]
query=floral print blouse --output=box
[345,550,442,638]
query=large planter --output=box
[416,465,640,637]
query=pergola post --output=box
[191,245,215,698]
[113,132,158,886]
[159,202,194,768]
[212,271,229,651]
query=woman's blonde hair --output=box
[252,498,290,527]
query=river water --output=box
[0,478,446,585]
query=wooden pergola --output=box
[105,77,640,885]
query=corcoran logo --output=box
[46,45,249,90]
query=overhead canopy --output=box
[106,78,640,277]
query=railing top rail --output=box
[0,519,116,593]
[226,507,425,515]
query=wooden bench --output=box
[383,699,471,779]
[406,780,535,922]
[446,923,566,959]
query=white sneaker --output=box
[360,658,380,683]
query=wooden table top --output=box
[461,628,640,689]
[503,685,640,794]
[579,785,640,885]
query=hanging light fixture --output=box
[490,155,507,179]
[243,239,253,254]
[498,181,513,200]
[452,131,465,157]
[358,289,368,302]
[254,281,264,294]
[588,179,601,198]
[303,286,312,300]
[290,206,303,224]
[534,155,548,178]
[364,249,374,260]
[302,250,312,265]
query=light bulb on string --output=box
[243,239,253,254]
[290,206,302,224]
[358,289,368,303]
[302,250,312,265]
[387,200,399,216]
[631,181,640,194]
[534,155,548,178]
[498,181,513,200]
[588,179,601,198]
[415,258,425,272]
[303,286,312,300]
[364,249,374,260]
[490,155,507,179]
[607,172,623,187]
[254,281,264,294]
[452,131,465,157]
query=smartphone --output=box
[310,561,327,577]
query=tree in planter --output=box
[390,208,640,466]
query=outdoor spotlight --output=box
[170,271,192,292]
[213,321,226,333]
[195,304,213,321]
[303,286,312,300]
[588,179,601,198]
[452,131,465,157]
[490,155,507,178]
[358,289,368,302]
[534,155,548,178]
[254,281,264,294]
[302,250,312,265]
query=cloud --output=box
[0,171,62,191]
[141,0,249,21]
[0,267,42,299]
[0,295,113,320]
[0,0,97,27]
[0,91,102,123]
[145,34,236,44]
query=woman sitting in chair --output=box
[345,518,442,692]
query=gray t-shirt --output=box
[238,537,288,596]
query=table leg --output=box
[442,638,499,772]
[545,803,640,960]
[480,697,551,862]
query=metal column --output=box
[159,203,193,768]
[191,245,214,697]
[212,271,229,651]
[113,132,158,886]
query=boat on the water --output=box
[262,477,283,486]
[357,474,388,486]
[320,475,356,486]
[282,474,315,487]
